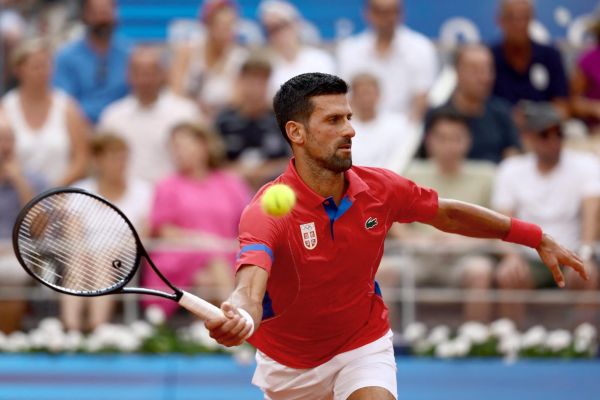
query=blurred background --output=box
[1,0,600,399]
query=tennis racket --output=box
[12,187,227,321]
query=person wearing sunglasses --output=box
[493,101,600,325]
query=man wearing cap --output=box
[493,101,600,323]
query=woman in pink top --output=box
[144,121,251,316]
[571,18,600,130]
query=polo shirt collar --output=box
[282,158,369,208]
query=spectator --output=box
[99,45,199,185]
[337,0,438,119]
[349,72,416,173]
[493,102,600,325]
[0,5,26,94]
[169,0,247,120]
[215,54,289,189]
[2,38,89,187]
[571,16,600,130]
[144,122,251,316]
[491,0,569,117]
[62,134,152,331]
[424,44,521,164]
[53,0,130,124]
[380,109,496,322]
[0,111,46,333]
[258,0,336,97]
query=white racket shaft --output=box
[179,291,255,338]
[179,291,224,320]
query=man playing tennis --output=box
[205,73,588,400]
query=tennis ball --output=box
[261,184,296,217]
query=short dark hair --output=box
[425,106,470,135]
[273,72,348,145]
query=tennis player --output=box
[205,73,588,400]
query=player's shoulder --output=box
[351,165,413,189]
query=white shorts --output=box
[252,330,397,400]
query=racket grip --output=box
[179,291,224,320]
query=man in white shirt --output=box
[337,0,438,120]
[349,73,417,174]
[99,45,200,184]
[493,102,600,323]
[258,0,336,97]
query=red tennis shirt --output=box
[236,160,438,368]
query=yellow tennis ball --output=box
[261,184,296,217]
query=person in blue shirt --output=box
[490,0,569,118]
[53,0,130,124]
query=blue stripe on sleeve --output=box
[238,244,274,263]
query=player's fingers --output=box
[219,316,249,343]
[204,317,227,331]
[545,256,565,288]
[221,302,237,319]
[559,251,588,281]
[210,315,243,341]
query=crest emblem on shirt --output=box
[300,222,318,250]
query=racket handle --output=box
[179,291,224,320]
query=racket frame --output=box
[12,187,184,301]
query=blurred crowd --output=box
[1,0,600,334]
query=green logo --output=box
[365,217,378,230]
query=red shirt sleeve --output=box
[235,201,280,274]
[381,169,439,223]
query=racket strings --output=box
[16,192,138,294]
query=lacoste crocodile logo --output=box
[365,217,378,230]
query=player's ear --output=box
[286,121,304,145]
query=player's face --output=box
[303,94,355,173]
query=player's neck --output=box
[295,158,346,204]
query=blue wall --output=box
[116,0,598,43]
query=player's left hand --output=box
[536,234,588,287]
[204,302,252,347]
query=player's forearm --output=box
[229,265,269,331]
[427,198,512,240]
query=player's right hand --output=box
[204,302,252,347]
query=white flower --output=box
[84,336,103,353]
[189,321,219,350]
[7,332,30,352]
[574,336,592,354]
[545,330,572,352]
[38,318,63,334]
[574,323,597,342]
[452,337,471,357]
[413,339,432,354]
[233,346,255,365]
[521,325,547,349]
[0,332,6,351]
[47,334,65,353]
[130,321,154,340]
[115,332,140,353]
[499,335,521,355]
[145,306,166,326]
[489,319,517,338]
[458,322,489,345]
[403,322,427,344]
[29,329,47,349]
[435,341,455,359]
[427,325,451,346]
[64,331,83,352]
